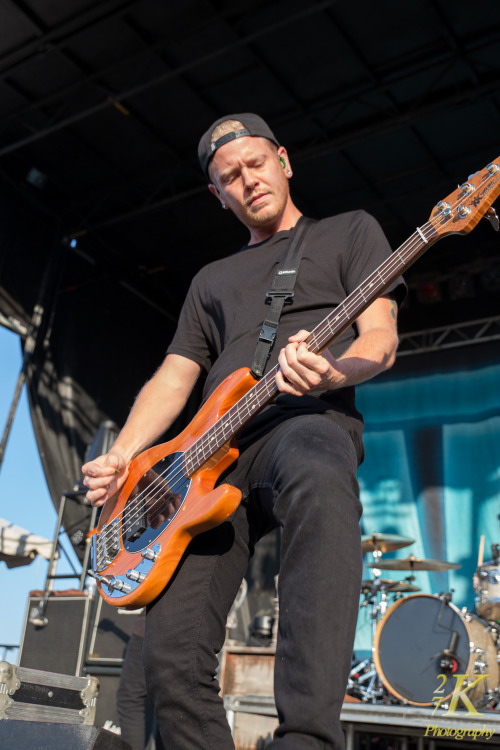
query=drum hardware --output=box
[429,594,460,676]
[347,658,385,703]
[249,615,273,641]
[247,575,279,647]
[362,534,417,614]
[351,536,500,709]
[474,540,500,622]
[354,577,400,702]
[349,534,421,703]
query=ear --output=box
[278,146,292,178]
[208,183,227,209]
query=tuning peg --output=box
[485,207,499,232]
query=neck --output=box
[247,202,303,245]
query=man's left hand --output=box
[276,330,344,396]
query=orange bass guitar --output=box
[90,159,500,609]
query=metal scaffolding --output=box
[397,316,500,356]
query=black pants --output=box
[143,414,363,750]
[117,629,165,750]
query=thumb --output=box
[104,451,126,474]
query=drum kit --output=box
[347,532,500,710]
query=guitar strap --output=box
[250,216,316,379]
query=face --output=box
[208,136,291,237]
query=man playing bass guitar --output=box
[83,113,405,750]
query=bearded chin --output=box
[249,206,279,225]
[247,196,286,226]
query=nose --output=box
[241,167,258,189]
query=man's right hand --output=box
[82,449,130,507]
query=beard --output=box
[242,184,289,228]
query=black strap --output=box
[250,217,315,379]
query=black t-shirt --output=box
[168,211,406,458]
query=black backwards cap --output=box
[198,113,280,178]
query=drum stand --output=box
[352,552,390,703]
[350,533,418,704]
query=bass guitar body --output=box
[91,367,257,608]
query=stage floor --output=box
[224,694,500,749]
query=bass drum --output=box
[373,594,499,706]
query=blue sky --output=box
[0,325,80,662]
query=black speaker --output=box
[84,669,163,750]
[0,721,133,749]
[19,595,92,675]
[88,670,121,731]
[86,598,142,665]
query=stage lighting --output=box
[26,167,47,189]
[416,281,442,304]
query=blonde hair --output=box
[210,119,246,143]
[208,119,279,181]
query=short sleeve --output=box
[167,271,215,372]
[342,211,407,308]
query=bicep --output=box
[152,353,202,400]
[355,295,398,337]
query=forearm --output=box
[111,377,191,462]
[276,296,400,396]
[332,325,399,388]
[82,353,201,506]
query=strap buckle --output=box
[265,290,295,302]
[258,323,277,344]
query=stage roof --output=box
[0,0,499,558]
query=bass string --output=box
[102,223,421,545]
[98,212,453,543]
[99,217,441,544]
[100,371,276,543]
[99,170,495,546]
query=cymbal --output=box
[360,579,421,593]
[361,532,415,554]
[361,578,396,591]
[388,582,421,593]
[365,554,462,571]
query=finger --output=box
[83,473,116,491]
[288,329,310,344]
[295,343,333,378]
[276,348,311,393]
[82,462,117,478]
[280,344,324,388]
[277,347,310,391]
[278,345,333,394]
[275,369,305,396]
[86,487,110,506]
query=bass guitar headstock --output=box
[429,158,500,238]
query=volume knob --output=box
[142,548,159,562]
[127,569,146,583]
